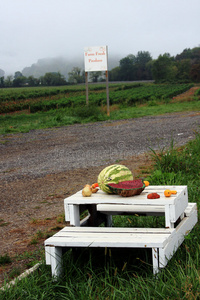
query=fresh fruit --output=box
[171,190,177,194]
[82,185,92,197]
[91,183,99,189]
[106,179,145,197]
[91,187,98,193]
[98,164,133,194]
[144,181,149,187]
[147,193,160,199]
[164,189,172,197]
[164,189,177,197]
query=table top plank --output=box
[64,186,187,205]
[56,226,175,234]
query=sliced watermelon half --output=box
[106,179,145,197]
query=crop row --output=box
[0,83,125,103]
[195,88,200,96]
[0,83,193,114]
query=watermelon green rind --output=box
[97,164,133,194]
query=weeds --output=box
[0,254,12,265]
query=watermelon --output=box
[97,164,133,194]
[106,179,145,197]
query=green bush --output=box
[72,105,104,119]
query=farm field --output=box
[0,82,195,113]
[0,82,200,298]
[0,82,200,135]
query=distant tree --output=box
[135,51,153,80]
[13,76,27,87]
[152,53,177,82]
[89,71,102,82]
[0,76,4,88]
[175,48,193,61]
[27,76,40,86]
[14,71,23,79]
[109,66,120,81]
[68,67,85,84]
[119,54,136,80]
[110,52,153,81]
[176,59,191,81]
[40,72,67,86]
[4,75,13,87]
[0,69,5,77]
[190,63,200,82]
[176,47,200,62]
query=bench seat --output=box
[45,203,197,278]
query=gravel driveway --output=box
[1,111,200,182]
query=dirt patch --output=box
[0,111,200,285]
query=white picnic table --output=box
[45,185,198,277]
[64,185,189,228]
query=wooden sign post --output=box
[84,46,110,115]
[105,70,110,116]
[85,71,89,106]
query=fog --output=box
[1,0,200,76]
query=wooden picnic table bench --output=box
[45,185,198,278]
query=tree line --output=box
[109,47,200,83]
[0,47,200,88]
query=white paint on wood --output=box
[69,204,80,226]
[45,202,197,277]
[159,208,197,268]
[64,186,188,205]
[97,204,165,213]
[65,186,189,227]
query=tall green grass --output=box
[1,98,200,135]
[1,134,200,299]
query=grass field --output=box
[0,82,200,135]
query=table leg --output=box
[152,247,159,275]
[49,247,62,278]
[69,204,80,226]
[165,205,174,228]
[106,215,112,227]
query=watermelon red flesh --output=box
[108,180,145,190]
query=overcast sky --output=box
[1,0,200,75]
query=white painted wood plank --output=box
[64,204,70,222]
[45,246,52,265]
[48,232,172,242]
[97,204,165,213]
[184,203,197,216]
[152,248,159,274]
[64,186,187,205]
[80,215,90,226]
[45,234,171,248]
[50,247,62,278]
[165,204,172,228]
[69,205,80,226]
[168,186,188,221]
[159,208,197,268]
[53,226,175,234]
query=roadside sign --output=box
[84,46,108,72]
